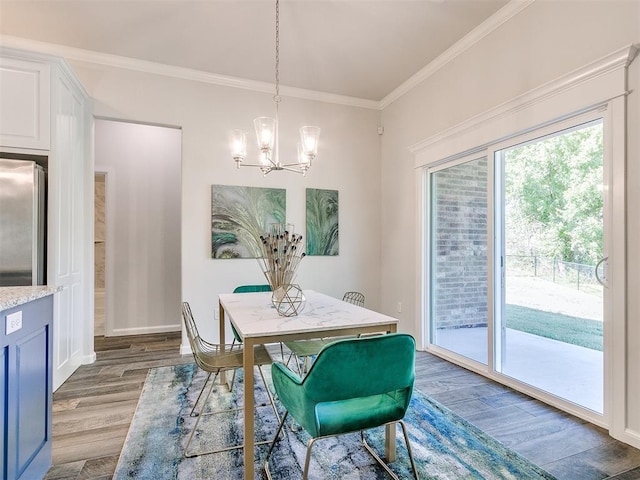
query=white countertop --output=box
[0,286,61,311]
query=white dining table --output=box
[218,289,399,479]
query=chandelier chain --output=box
[274,0,281,104]
[230,0,318,176]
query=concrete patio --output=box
[436,326,603,413]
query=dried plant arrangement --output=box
[257,224,306,291]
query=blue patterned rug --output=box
[114,363,557,479]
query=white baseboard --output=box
[616,428,640,450]
[80,352,97,365]
[110,324,182,336]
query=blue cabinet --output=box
[1,295,53,480]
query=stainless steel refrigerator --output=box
[0,158,46,286]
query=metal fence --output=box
[506,255,601,293]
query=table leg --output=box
[385,323,398,462]
[219,302,227,385]
[385,424,396,462]
[243,338,255,479]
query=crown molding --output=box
[0,42,89,99]
[409,44,637,157]
[380,0,536,109]
[1,0,535,113]
[0,34,380,110]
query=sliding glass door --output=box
[426,112,607,415]
[492,117,605,413]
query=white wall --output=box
[94,119,182,335]
[381,0,640,334]
[627,45,640,439]
[380,0,639,441]
[70,63,382,342]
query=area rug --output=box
[114,363,557,479]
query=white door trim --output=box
[413,45,635,445]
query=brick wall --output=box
[432,158,488,329]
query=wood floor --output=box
[44,332,640,480]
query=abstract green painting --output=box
[306,188,339,256]
[211,185,286,259]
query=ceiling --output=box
[0,0,509,102]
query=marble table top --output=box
[0,285,61,311]
[219,289,398,339]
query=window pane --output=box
[497,119,603,413]
[430,157,488,364]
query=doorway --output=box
[94,172,106,336]
[94,119,182,337]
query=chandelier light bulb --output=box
[230,0,320,175]
[300,126,320,156]
[261,130,272,146]
[254,117,276,152]
[231,129,247,163]
[297,143,308,167]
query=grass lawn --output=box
[506,304,603,351]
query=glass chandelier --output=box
[230,0,320,176]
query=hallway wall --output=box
[94,119,182,335]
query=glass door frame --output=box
[488,109,608,423]
[424,152,489,368]
[420,104,622,429]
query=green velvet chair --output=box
[232,284,273,293]
[264,333,419,480]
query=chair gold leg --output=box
[227,340,240,391]
[185,369,222,457]
[361,424,402,480]
[264,411,289,480]
[199,367,275,418]
[265,423,416,480]
[185,366,284,458]
[189,371,213,417]
[257,365,286,441]
[359,421,419,479]
[398,420,419,480]
[302,437,318,480]
[228,368,237,391]
[284,350,303,376]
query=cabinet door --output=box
[0,346,6,480]
[3,296,53,480]
[0,57,51,150]
[15,327,50,476]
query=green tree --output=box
[504,122,603,265]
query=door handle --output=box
[595,256,608,287]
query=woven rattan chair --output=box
[265,334,418,480]
[182,301,282,457]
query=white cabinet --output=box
[0,56,51,150]
[0,47,91,392]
